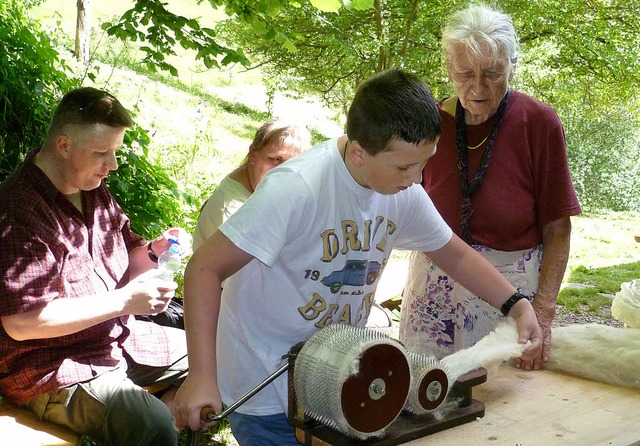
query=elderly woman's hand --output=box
[515,297,555,370]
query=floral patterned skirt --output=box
[398,244,542,358]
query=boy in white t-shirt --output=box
[174,69,542,445]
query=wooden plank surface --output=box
[0,402,79,446]
[404,366,640,446]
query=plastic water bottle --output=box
[157,243,182,281]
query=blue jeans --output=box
[228,412,299,446]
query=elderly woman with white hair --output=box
[399,4,581,370]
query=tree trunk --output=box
[75,0,91,63]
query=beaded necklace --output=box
[455,91,510,244]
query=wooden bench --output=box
[0,400,80,445]
[0,384,171,446]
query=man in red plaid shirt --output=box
[0,87,189,445]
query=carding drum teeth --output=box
[293,324,411,440]
[404,351,450,415]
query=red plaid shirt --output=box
[0,150,172,405]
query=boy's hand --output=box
[174,375,223,431]
[508,298,543,369]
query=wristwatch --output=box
[500,288,533,317]
[147,241,159,263]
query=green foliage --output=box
[563,105,640,211]
[216,1,448,113]
[100,0,640,212]
[506,0,640,211]
[1,1,199,240]
[103,0,374,79]
[103,0,249,76]
[106,124,200,240]
[79,435,98,446]
[177,419,235,446]
[214,0,640,211]
[0,0,76,180]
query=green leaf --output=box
[310,0,342,13]
[343,0,374,11]
[266,0,284,16]
[250,18,268,35]
[282,39,298,53]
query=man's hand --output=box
[151,227,193,259]
[120,269,177,315]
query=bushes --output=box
[0,0,76,180]
[106,124,199,239]
[564,105,640,212]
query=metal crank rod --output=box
[202,361,290,422]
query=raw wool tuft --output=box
[430,394,466,421]
[440,319,528,388]
[545,324,640,388]
[611,279,640,328]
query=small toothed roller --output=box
[404,351,450,415]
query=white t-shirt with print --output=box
[217,138,452,415]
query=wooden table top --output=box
[405,366,640,446]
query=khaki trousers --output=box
[23,326,188,446]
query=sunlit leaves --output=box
[104,0,250,75]
[310,0,341,13]
[344,0,375,11]
[0,0,76,179]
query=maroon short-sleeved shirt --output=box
[0,150,171,404]
[424,91,582,251]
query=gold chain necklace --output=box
[467,134,489,150]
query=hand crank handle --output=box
[200,362,290,422]
[200,405,224,423]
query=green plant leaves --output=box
[311,0,342,12]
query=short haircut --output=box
[442,4,519,76]
[346,69,440,155]
[46,87,133,138]
[249,120,311,155]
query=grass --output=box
[565,262,640,293]
[558,211,640,317]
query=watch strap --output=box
[147,241,159,263]
[500,288,532,317]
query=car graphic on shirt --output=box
[321,260,382,294]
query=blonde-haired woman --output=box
[193,120,311,251]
